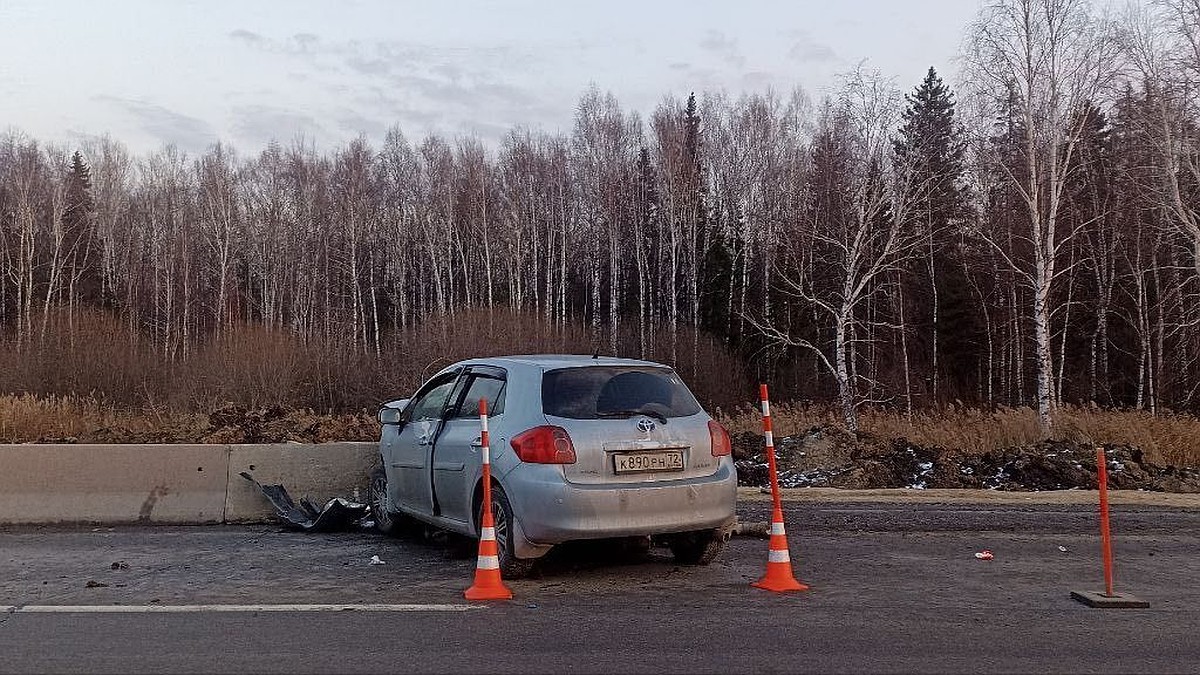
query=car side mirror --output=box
[378,406,404,425]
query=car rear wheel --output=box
[619,535,653,561]
[369,466,408,536]
[668,528,726,565]
[478,485,535,579]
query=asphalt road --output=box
[1,501,1198,674]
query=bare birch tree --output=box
[965,0,1117,431]
[752,71,925,431]
[1123,1,1200,328]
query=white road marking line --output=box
[2,603,479,614]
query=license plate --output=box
[613,450,685,474]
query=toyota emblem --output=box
[636,418,656,434]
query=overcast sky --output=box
[0,0,982,156]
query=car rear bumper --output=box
[504,459,738,544]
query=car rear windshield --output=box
[542,366,703,419]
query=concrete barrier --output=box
[224,442,378,522]
[0,444,231,524]
[0,442,380,525]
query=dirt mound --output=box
[733,426,1200,493]
[35,405,377,444]
[199,404,376,444]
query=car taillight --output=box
[708,420,732,456]
[510,425,577,464]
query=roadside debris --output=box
[110,561,129,570]
[733,428,1200,493]
[84,580,109,588]
[974,550,994,561]
[1058,545,1068,553]
[369,555,385,566]
[239,472,370,531]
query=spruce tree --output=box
[66,150,94,221]
[893,67,975,403]
[686,92,733,343]
[895,68,967,223]
[64,150,101,306]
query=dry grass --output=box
[0,393,201,443]
[8,310,1196,462]
[718,403,1200,467]
[0,393,377,444]
[0,307,749,443]
[6,389,1200,465]
[0,308,748,414]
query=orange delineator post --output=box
[1069,446,1148,607]
[1097,447,1115,598]
[751,383,809,593]
[464,398,513,601]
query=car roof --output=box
[457,354,670,370]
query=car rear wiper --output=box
[597,409,668,424]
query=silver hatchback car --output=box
[370,355,738,576]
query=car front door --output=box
[389,371,460,519]
[431,367,507,526]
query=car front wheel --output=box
[369,466,406,536]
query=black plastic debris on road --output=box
[238,471,371,532]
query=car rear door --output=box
[431,366,507,525]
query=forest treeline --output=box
[4,0,1200,431]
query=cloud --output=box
[63,128,108,148]
[231,105,326,146]
[350,73,551,144]
[346,56,391,76]
[455,119,511,142]
[699,30,734,52]
[666,63,722,91]
[231,32,536,102]
[699,30,746,69]
[387,75,536,109]
[431,62,463,81]
[346,89,444,134]
[740,71,777,89]
[225,30,556,144]
[227,29,348,69]
[92,95,216,152]
[336,109,389,138]
[293,33,320,52]
[786,32,838,64]
[347,45,553,137]
[229,29,265,47]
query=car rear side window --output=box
[542,367,702,419]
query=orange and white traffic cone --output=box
[752,506,809,593]
[464,398,513,601]
[751,384,810,594]
[464,503,512,600]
